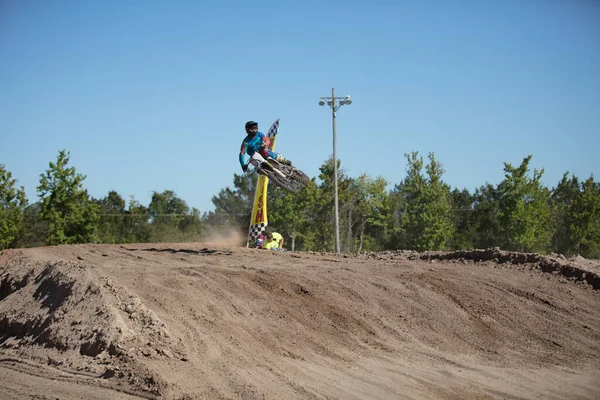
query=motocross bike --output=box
[245,152,310,193]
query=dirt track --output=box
[1,243,599,399]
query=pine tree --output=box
[398,152,453,251]
[498,155,553,253]
[448,188,475,250]
[551,172,581,255]
[95,190,127,244]
[268,180,319,251]
[0,164,28,249]
[568,177,600,258]
[472,183,502,249]
[348,174,390,252]
[313,157,352,252]
[37,150,99,245]
[206,173,256,232]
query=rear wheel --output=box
[278,165,310,185]
[290,168,310,185]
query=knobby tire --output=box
[290,169,310,185]
[265,170,299,193]
[277,165,310,185]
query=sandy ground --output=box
[1,243,599,400]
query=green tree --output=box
[551,173,581,255]
[347,174,390,252]
[206,173,255,233]
[448,188,475,250]
[123,197,151,243]
[396,152,425,250]
[268,179,320,251]
[0,164,27,249]
[388,181,407,249]
[397,152,453,251]
[422,152,453,250]
[13,202,48,248]
[498,155,553,253]
[178,207,205,239]
[148,190,192,242]
[37,150,99,245]
[95,190,127,244]
[568,177,600,258]
[471,183,502,249]
[311,157,352,252]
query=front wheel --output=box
[264,169,300,193]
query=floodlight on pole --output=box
[318,88,352,255]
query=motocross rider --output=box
[240,121,292,172]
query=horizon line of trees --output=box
[1,149,599,258]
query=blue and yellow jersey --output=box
[239,131,269,168]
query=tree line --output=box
[1,149,599,258]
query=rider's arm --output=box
[239,139,248,168]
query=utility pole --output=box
[319,89,352,254]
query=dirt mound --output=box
[0,250,174,397]
[1,244,599,399]
[355,247,600,289]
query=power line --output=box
[96,213,251,217]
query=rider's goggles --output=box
[246,127,258,133]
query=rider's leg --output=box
[259,148,292,165]
[269,150,292,165]
[258,148,270,158]
[275,153,292,165]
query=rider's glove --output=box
[242,165,248,173]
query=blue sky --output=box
[1,0,598,213]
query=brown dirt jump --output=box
[1,243,599,399]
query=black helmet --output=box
[245,121,258,130]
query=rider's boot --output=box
[275,154,292,166]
